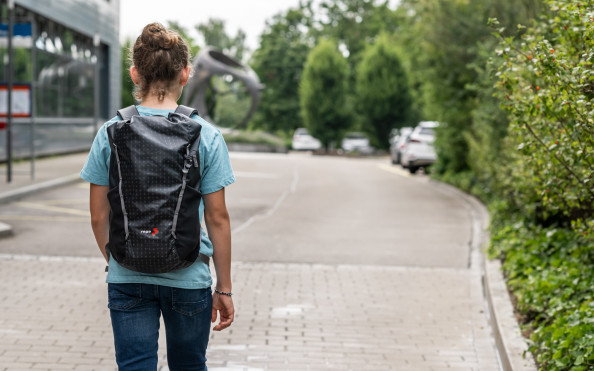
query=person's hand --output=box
[212,292,234,331]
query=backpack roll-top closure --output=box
[106,106,203,273]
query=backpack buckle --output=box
[182,159,192,174]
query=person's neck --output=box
[139,96,179,110]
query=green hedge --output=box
[489,212,594,370]
[484,1,594,368]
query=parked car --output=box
[400,121,439,174]
[389,127,413,165]
[292,128,322,151]
[341,132,373,154]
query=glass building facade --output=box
[0,0,120,161]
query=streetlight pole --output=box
[6,0,14,183]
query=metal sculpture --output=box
[183,47,263,127]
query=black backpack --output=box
[105,105,203,273]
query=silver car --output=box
[389,127,413,165]
[400,121,439,174]
[292,128,322,151]
[341,132,373,154]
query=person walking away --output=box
[80,22,235,370]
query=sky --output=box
[119,0,305,50]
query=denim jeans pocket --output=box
[171,287,210,316]
[108,283,143,311]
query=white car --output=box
[389,127,413,165]
[341,132,373,154]
[400,121,439,174]
[292,128,322,151]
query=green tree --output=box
[121,39,135,106]
[396,0,542,176]
[250,8,312,134]
[166,20,200,58]
[313,0,399,67]
[196,18,247,62]
[355,33,413,148]
[397,0,490,174]
[299,39,350,149]
[464,1,542,197]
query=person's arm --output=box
[90,183,110,263]
[203,188,234,331]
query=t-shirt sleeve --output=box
[200,131,235,195]
[80,124,111,186]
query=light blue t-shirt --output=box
[80,105,235,289]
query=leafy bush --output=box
[493,0,594,233]
[222,130,286,147]
[490,219,594,370]
[488,1,594,368]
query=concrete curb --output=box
[429,179,537,371]
[0,173,82,205]
[0,222,12,238]
[485,258,537,371]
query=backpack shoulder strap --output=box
[174,105,199,118]
[116,105,140,121]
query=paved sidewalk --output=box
[0,255,500,371]
[0,153,87,203]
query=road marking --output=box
[232,165,299,234]
[15,202,91,216]
[33,198,89,205]
[376,163,412,178]
[0,215,89,222]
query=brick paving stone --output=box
[0,255,500,370]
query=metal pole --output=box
[93,33,100,133]
[6,0,14,183]
[30,13,36,179]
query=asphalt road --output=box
[0,152,471,269]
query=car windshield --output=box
[295,128,309,135]
[346,133,366,140]
[419,128,434,136]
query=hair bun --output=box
[141,22,179,50]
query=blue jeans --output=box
[108,283,212,371]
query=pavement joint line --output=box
[0,215,89,222]
[0,253,105,263]
[0,253,474,273]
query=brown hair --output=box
[131,22,191,101]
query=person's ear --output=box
[180,66,191,86]
[129,66,139,85]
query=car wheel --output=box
[409,166,419,174]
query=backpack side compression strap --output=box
[117,105,140,121]
[174,105,198,118]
